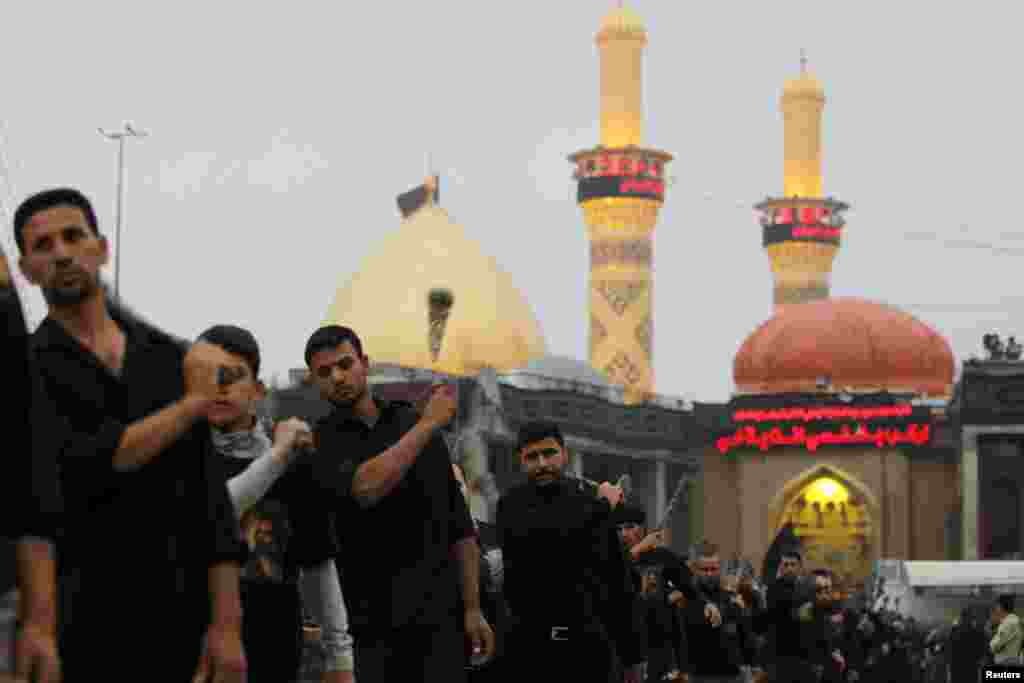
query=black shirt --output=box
[0,282,61,597]
[307,398,474,635]
[32,312,244,637]
[765,576,814,660]
[219,445,337,683]
[218,445,338,583]
[497,476,644,667]
[682,585,755,677]
[631,547,695,675]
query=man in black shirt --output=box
[301,324,494,683]
[497,420,644,683]
[763,551,816,683]
[617,505,705,682]
[195,324,354,683]
[683,540,757,683]
[15,188,247,682]
[0,249,61,683]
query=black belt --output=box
[550,626,571,641]
[517,624,579,642]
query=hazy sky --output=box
[2,0,1021,401]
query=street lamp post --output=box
[99,122,148,303]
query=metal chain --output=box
[655,470,692,532]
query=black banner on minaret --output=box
[578,175,664,203]
[763,223,841,247]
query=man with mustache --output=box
[0,248,61,683]
[497,420,645,683]
[15,188,247,683]
[301,325,494,683]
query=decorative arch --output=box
[768,463,882,589]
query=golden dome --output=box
[323,204,547,376]
[598,5,647,39]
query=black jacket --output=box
[765,576,814,660]
[32,311,244,646]
[631,547,696,675]
[311,398,475,634]
[683,585,756,677]
[0,281,62,597]
[497,476,644,667]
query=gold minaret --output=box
[756,53,849,314]
[569,3,671,404]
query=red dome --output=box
[734,297,954,396]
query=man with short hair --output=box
[497,420,645,683]
[0,247,61,683]
[990,594,1023,665]
[15,187,247,682]
[616,506,688,682]
[683,541,757,683]
[804,569,846,683]
[762,551,814,683]
[195,323,355,683]
[301,324,494,683]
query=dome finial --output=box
[800,48,808,74]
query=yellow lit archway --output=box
[770,465,879,590]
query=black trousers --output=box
[354,622,466,683]
[506,627,618,683]
[58,577,204,683]
[61,624,203,683]
[241,582,303,683]
[768,656,816,683]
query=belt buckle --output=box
[550,626,569,641]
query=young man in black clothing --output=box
[0,250,61,683]
[683,541,758,683]
[15,188,247,683]
[497,420,645,683]
[195,324,355,683]
[616,505,714,682]
[763,550,815,683]
[302,324,494,683]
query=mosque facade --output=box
[699,55,970,591]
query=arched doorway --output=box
[770,465,879,591]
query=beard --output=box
[332,383,367,409]
[530,469,560,486]
[43,269,100,307]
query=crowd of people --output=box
[1,184,1023,683]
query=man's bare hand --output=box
[192,626,247,683]
[465,607,496,663]
[184,342,234,408]
[634,530,665,554]
[273,417,314,461]
[420,384,457,430]
[667,590,686,608]
[13,621,61,683]
[598,482,624,508]
[705,603,722,627]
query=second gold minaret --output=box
[782,55,825,199]
[757,55,849,313]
